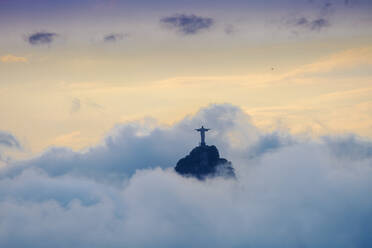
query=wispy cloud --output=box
[287,45,372,77]
[0,130,21,164]
[0,131,21,149]
[27,32,58,45]
[1,54,27,63]
[161,14,214,35]
[286,1,333,33]
[310,18,330,30]
[103,33,126,42]
[70,98,81,114]
[291,17,330,31]
[224,24,236,35]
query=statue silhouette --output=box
[195,126,210,146]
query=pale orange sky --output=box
[1,0,372,158]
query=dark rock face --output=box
[175,145,235,180]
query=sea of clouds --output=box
[0,104,371,248]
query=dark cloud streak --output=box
[161,14,214,35]
[27,32,58,45]
[103,33,126,42]
[310,18,330,30]
[291,17,330,31]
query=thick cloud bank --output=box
[1,104,372,247]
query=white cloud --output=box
[0,104,372,247]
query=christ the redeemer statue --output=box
[195,126,210,146]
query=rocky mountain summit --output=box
[175,126,235,180]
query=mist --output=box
[1,104,371,248]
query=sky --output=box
[1,1,372,246]
[0,0,371,156]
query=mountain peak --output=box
[175,144,235,180]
